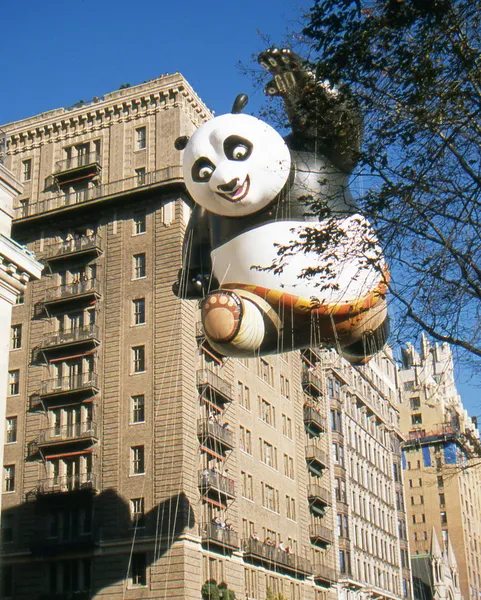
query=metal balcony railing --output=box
[303,404,327,434]
[242,538,311,575]
[309,523,334,546]
[200,522,239,549]
[16,166,182,218]
[37,421,98,446]
[40,324,99,349]
[197,419,235,451]
[196,369,233,404]
[44,235,101,260]
[198,470,235,499]
[44,278,101,303]
[307,484,332,507]
[313,563,338,584]
[55,151,101,174]
[305,444,329,471]
[40,373,98,397]
[37,472,98,495]
[302,370,323,397]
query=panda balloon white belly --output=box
[211,215,383,307]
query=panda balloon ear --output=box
[174,135,189,151]
[232,94,249,114]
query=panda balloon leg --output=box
[201,289,283,357]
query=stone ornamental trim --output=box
[2,74,212,154]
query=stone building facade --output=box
[399,334,481,599]
[1,76,411,600]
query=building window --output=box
[239,425,252,455]
[15,292,24,305]
[282,414,292,439]
[136,127,147,150]
[283,454,294,479]
[6,417,17,443]
[135,168,146,187]
[132,346,145,373]
[133,298,146,325]
[0,565,13,598]
[133,253,146,279]
[131,446,145,475]
[437,476,444,489]
[22,159,32,182]
[411,413,423,425]
[133,210,146,233]
[259,396,276,427]
[131,395,145,423]
[439,493,445,507]
[241,471,254,501]
[280,374,290,400]
[1,514,13,544]
[129,553,147,586]
[258,358,273,386]
[19,199,29,218]
[8,370,19,396]
[410,397,421,410]
[11,325,22,349]
[4,465,15,492]
[339,550,347,574]
[261,481,279,513]
[237,381,251,411]
[131,498,145,527]
[440,511,447,524]
[286,495,296,521]
[260,439,277,469]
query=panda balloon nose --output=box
[218,178,239,193]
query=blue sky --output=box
[3,0,480,418]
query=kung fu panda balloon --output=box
[173,49,389,365]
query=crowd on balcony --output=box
[304,397,323,414]
[208,412,230,430]
[61,229,97,252]
[249,533,294,554]
[211,516,234,531]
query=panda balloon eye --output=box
[224,135,253,161]
[192,157,216,182]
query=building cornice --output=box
[2,74,213,154]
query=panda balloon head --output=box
[176,96,291,218]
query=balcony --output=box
[242,538,311,576]
[43,235,102,263]
[39,373,99,399]
[37,472,98,496]
[39,324,100,352]
[38,421,99,447]
[31,530,97,556]
[197,369,233,406]
[16,166,182,220]
[199,470,235,504]
[309,524,334,547]
[305,445,329,476]
[200,522,239,550]
[197,419,235,454]
[304,404,327,436]
[314,563,338,587]
[55,151,101,177]
[44,278,101,306]
[308,484,332,515]
[302,370,323,397]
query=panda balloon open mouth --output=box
[216,175,251,203]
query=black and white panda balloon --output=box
[174,49,389,364]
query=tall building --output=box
[0,161,42,511]
[1,77,410,600]
[399,335,481,599]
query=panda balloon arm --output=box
[172,204,218,299]
[258,48,363,173]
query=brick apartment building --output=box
[399,335,481,599]
[1,75,411,600]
